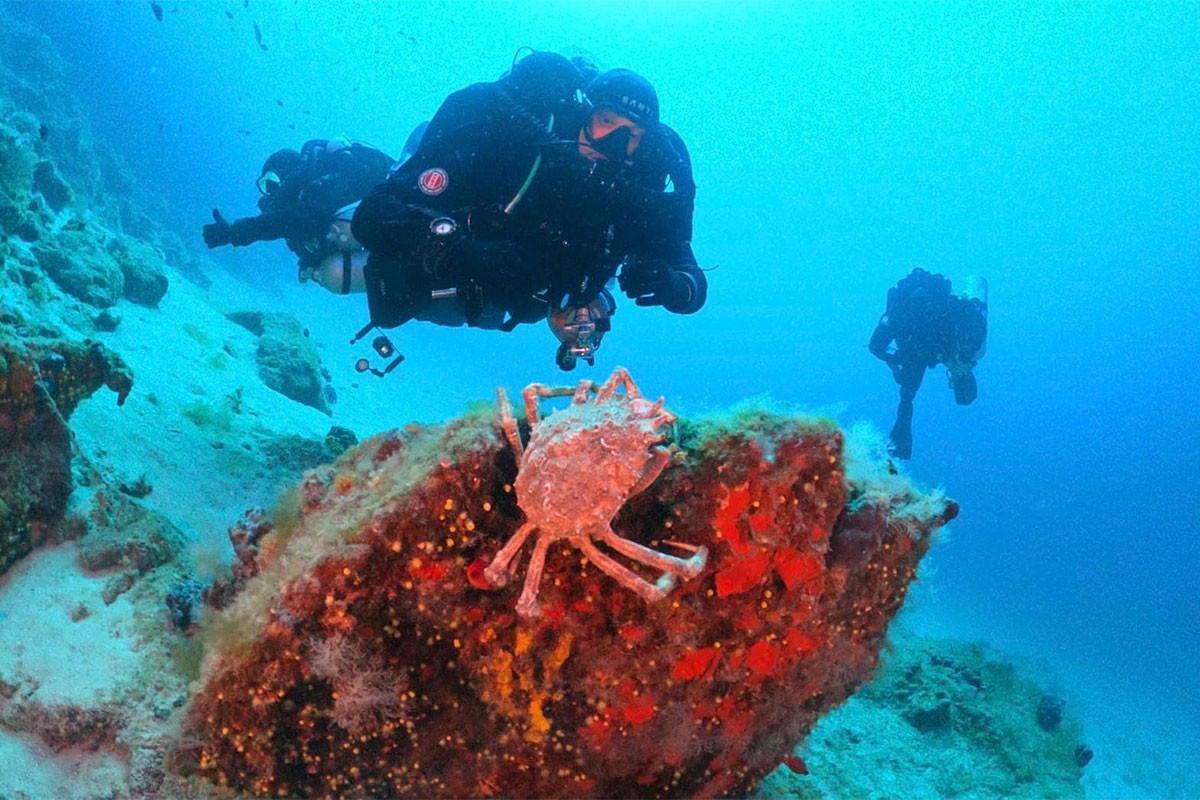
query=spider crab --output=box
[483,367,708,617]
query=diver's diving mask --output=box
[256,171,282,196]
[582,108,646,161]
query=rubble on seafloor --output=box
[172,387,958,798]
[757,628,1091,799]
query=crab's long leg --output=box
[571,380,595,405]
[595,366,638,403]
[578,535,679,602]
[496,387,524,460]
[483,522,537,588]
[515,536,553,617]
[522,383,581,423]
[596,526,708,580]
[627,447,671,499]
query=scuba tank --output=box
[307,249,367,295]
[959,274,988,315]
[948,274,989,378]
[299,202,367,295]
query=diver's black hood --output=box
[501,50,586,118]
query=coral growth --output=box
[0,312,133,575]
[199,509,274,612]
[174,386,956,798]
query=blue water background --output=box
[15,0,1199,757]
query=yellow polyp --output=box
[546,631,574,674]
[515,627,534,657]
[483,648,516,707]
[525,697,552,742]
[443,499,454,510]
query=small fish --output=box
[237,128,253,136]
[149,0,163,21]
[287,123,296,130]
[224,10,234,19]
[158,122,165,132]
[253,21,268,50]
[275,98,284,108]
[38,123,49,141]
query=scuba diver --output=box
[350,50,706,370]
[869,267,988,459]
[582,68,706,317]
[202,137,395,291]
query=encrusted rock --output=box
[227,310,330,414]
[174,392,955,798]
[0,317,133,575]
[32,159,71,211]
[32,221,124,307]
[107,234,169,307]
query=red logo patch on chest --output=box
[417,168,448,195]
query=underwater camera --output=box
[351,328,405,378]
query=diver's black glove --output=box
[203,209,232,248]
[618,259,697,312]
[203,209,258,248]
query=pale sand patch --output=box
[0,545,139,704]
[0,731,126,800]
[0,545,138,799]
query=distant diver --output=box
[202,137,395,293]
[869,267,988,459]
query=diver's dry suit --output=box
[869,267,988,459]
[204,138,394,269]
[350,52,706,334]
